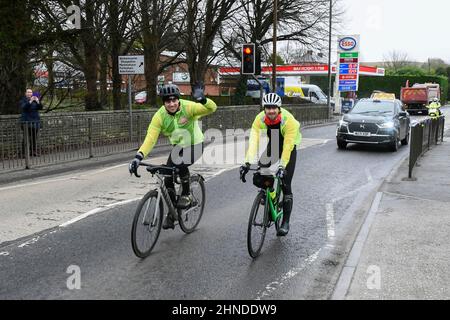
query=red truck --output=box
[400,82,440,115]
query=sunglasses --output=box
[264,105,279,110]
[164,97,179,103]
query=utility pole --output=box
[327,0,333,116]
[272,0,278,93]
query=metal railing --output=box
[1,104,331,172]
[409,116,445,179]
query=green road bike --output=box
[241,167,284,258]
[130,163,205,258]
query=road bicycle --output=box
[130,162,205,258]
[241,166,284,258]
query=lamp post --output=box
[327,0,333,116]
[272,0,278,93]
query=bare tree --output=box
[0,0,65,115]
[383,50,411,72]
[37,0,105,110]
[178,0,241,87]
[139,0,185,107]
[217,0,343,102]
[107,0,139,110]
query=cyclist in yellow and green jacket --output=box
[240,93,302,236]
[129,83,217,229]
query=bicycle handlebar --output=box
[131,162,180,178]
[240,165,285,186]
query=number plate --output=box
[354,131,371,137]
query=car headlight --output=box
[339,120,349,127]
[378,121,395,129]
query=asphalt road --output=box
[0,113,434,299]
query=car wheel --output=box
[401,130,409,146]
[389,136,399,152]
[337,139,347,150]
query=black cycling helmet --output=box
[160,83,180,101]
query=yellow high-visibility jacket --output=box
[138,98,217,157]
[245,108,302,168]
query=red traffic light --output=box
[242,43,255,75]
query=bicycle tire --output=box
[247,191,268,258]
[131,190,164,258]
[178,175,205,234]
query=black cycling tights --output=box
[165,143,204,195]
[259,144,297,196]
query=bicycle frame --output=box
[142,172,178,227]
[264,176,283,223]
[141,170,203,227]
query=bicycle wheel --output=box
[131,190,164,258]
[247,191,268,258]
[178,175,205,234]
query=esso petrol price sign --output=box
[339,37,357,51]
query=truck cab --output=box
[401,82,440,115]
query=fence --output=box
[408,116,445,179]
[1,104,331,171]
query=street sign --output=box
[118,55,145,75]
[173,72,190,83]
[340,75,358,80]
[118,55,145,142]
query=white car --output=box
[135,91,147,104]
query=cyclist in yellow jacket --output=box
[129,83,217,229]
[427,97,442,117]
[240,93,302,236]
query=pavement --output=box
[334,117,450,300]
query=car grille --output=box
[348,122,379,134]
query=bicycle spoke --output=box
[178,177,205,234]
[132,191,162,258]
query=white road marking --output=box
[0,177,74,192]
[18,236,42,248]
[365,167,373,182]
[255,248,322,300]
[0,164,128,192]
[59,198,140,228]
[326,203,336,240]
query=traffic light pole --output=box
[272,0,278,93]
[327,0,333,117]
[252,75,264,110]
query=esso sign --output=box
[339,37,357,51]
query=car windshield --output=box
[316,89,327,100]
[350,101,394,115]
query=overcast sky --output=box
[340,0,450,63]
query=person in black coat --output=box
[20,88,43,157]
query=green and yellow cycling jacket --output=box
[138,98,217,157]
[245,108,302,168]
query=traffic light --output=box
[242,43,255,75]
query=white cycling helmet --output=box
[433,97,439,102]
[262,93,282,108]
